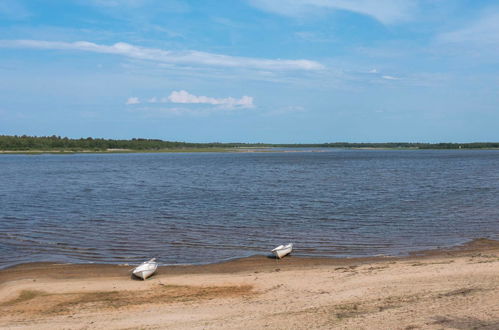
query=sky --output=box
[1,0,499,143]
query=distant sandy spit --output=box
[1,239,498,329]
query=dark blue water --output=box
[1,149,498,268]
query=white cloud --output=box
[382,75,400,80]
[248,0,417,24]
[168,90,254,109]
[147,97,157,103]
[126,97,140,105]
[0,39,324,71]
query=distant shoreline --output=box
[2,135,499,153]
[0,147,327,155]
[2,147,499,155]
[0,148,238,155]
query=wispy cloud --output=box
[169,90,254,109]
[382,75,400,80]
[248,0,417,24]
[0,39,324,71]
[126,97,140,105]
[438,11,499,45]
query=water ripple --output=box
[1,149,499,267]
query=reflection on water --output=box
[1,149,498,267]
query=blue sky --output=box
[1,0,498,143]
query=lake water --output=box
[1,149,498,268]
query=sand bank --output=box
[1,239,498,329]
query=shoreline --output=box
[0,237,493,274]
[1,238,498,329]
[2,147,499,155]
[1,238,498,281]
[0,148,330,155]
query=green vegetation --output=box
[0,135,243,152]
[1,135,499,153]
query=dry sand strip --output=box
[1,239,498,330]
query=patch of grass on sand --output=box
[410,260,455,266]
[1,290,46,306]
[437,287,482,298]
[4,284,255,316]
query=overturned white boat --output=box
[271,243,293,259]
[132,258,158,280]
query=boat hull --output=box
[272,243,293,259]
[132,259,158,280]
[133,269,156,280]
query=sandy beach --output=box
[1,239,498,329]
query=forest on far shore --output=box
[1,135,499,151]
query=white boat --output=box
[271,243,293,259]
[132,258,158,280]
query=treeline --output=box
[1,135,499,151]
[317,142,499,149]
[0,135,245,151]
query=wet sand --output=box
[1,238,498,329]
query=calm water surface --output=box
[1,149,498,268]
